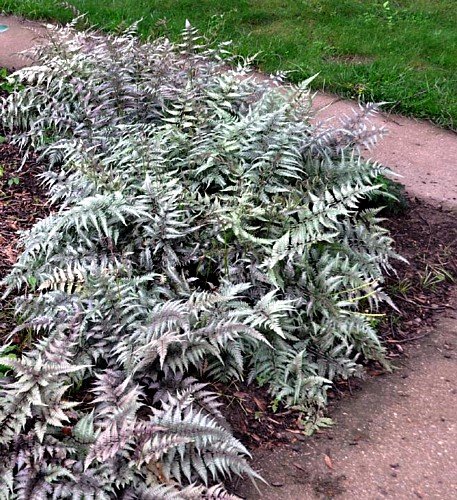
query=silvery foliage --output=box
[0,19,400,498]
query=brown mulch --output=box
[0,142,50,339]
[381,200,457,342]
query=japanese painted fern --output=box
[0,20,400,498]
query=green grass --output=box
[1,0,456,128]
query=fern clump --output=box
[0,20,400,498]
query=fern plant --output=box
[0,19,401,498]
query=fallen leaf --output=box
[232,391,249,399]
[286,428,303,435]
[324,454,334,469]
[293,462,306,472]
[253,396,267,412]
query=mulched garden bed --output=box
[222,198,457,449]
[0,142,50,341]
[1,139,456,451]
[380,200,457,345]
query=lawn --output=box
[0,1,455,125]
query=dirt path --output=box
[1,14,457,499]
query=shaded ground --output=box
[0,143,50,340]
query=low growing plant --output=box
[0,20,401,498]
[361,175,408,215]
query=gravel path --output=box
[1,14,456,499]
